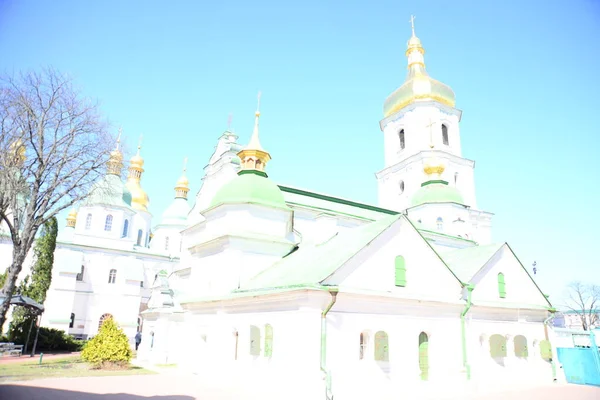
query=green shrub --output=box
[8,322,81,352]
[81,317,132,367]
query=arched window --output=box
[250,325,261,356]
[264,324,273,358]
[69,313,75,328]
[85,213,92,230]
[399,129,406,150]
[359,331,369,360]
[165,237,170,251]
[454,172,459,186]
[98,313,113,331]
[108,269,117,284]
[394,255,406,287]
[104,215,113,231]
[497,272,506,298]
[233,330,239,360]
[442,124,449,145]
[490,334,507,358]
[514,335,528,358]
[122,219,129,238]
[436,217,443,231]
[399,180,405,195]
[374,331,389,362]
[136,229,143,246]
[76,265,84,281]
[419,332,429,380]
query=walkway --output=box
[0,374,598,400]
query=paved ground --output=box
[0,374,599,400]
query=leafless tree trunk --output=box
[563,281,600,331]
[0,67,113,330]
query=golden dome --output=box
[238,92,271,173]
[126,138,150,212]
[174,158,190,199]
[107,131,124,175]
[66,208,78,228]
[383,22,455,118]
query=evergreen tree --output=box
[81,316,132,367]
[9,217,58,343]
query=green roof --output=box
[278,185,397,221]
[210,170,290,210]
[411,181,465,207]
[239,214,401,291]
[159,197,190,226]
[85,174,133,209]
[439,242,504,282]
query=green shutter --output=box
[490,334,507,358]
[540,340,552,362]
[419,332,429,381]
[374,331,389,362]
[264,324,273,358]
[395,256,406,287]
[497,272,506,298]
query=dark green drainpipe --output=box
[461,284,474,380]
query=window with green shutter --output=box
[249,325,261,356]
[514,335,528,358]
[490,334,507,358]
[264,324,273,358]
[395,256,406,287]
[497,272,506,298]
[374,331,389,362]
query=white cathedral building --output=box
[1,25,558,399]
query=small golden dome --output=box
[66,208,78,228]
[130,150,144,169]
[174,158,190,199]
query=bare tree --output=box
[0,68,113,329]
[563,281,600,331]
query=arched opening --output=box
[136,229,143,246]
[374,331,389,362]
[419,332,429,380]
[399,129,406,150]
[233,330,239,360]
[85,214,92,230]
[490,334,507,366]
[69,313,75,328]
[399,180,405,195]
[76,265,84,281]
[98,313,113,331]
[249,325,261,356]
[359,331,370,360]
[122,219,129,238]
[264,324,273,358]
[514,335,528,358]
[436,217,443,231]
[108,269,117,284]
[442,124,449,146]
[104,215,113,231]
[165,237,170,251]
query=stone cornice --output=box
[379,100,463,131]
[376,149,475,179]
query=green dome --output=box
[160,198,191,226]
[210,170,290,210]
[85,174,133,209]
[411,180,465,207]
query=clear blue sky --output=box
[1,0,599,304]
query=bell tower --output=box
[376,16,477,212]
